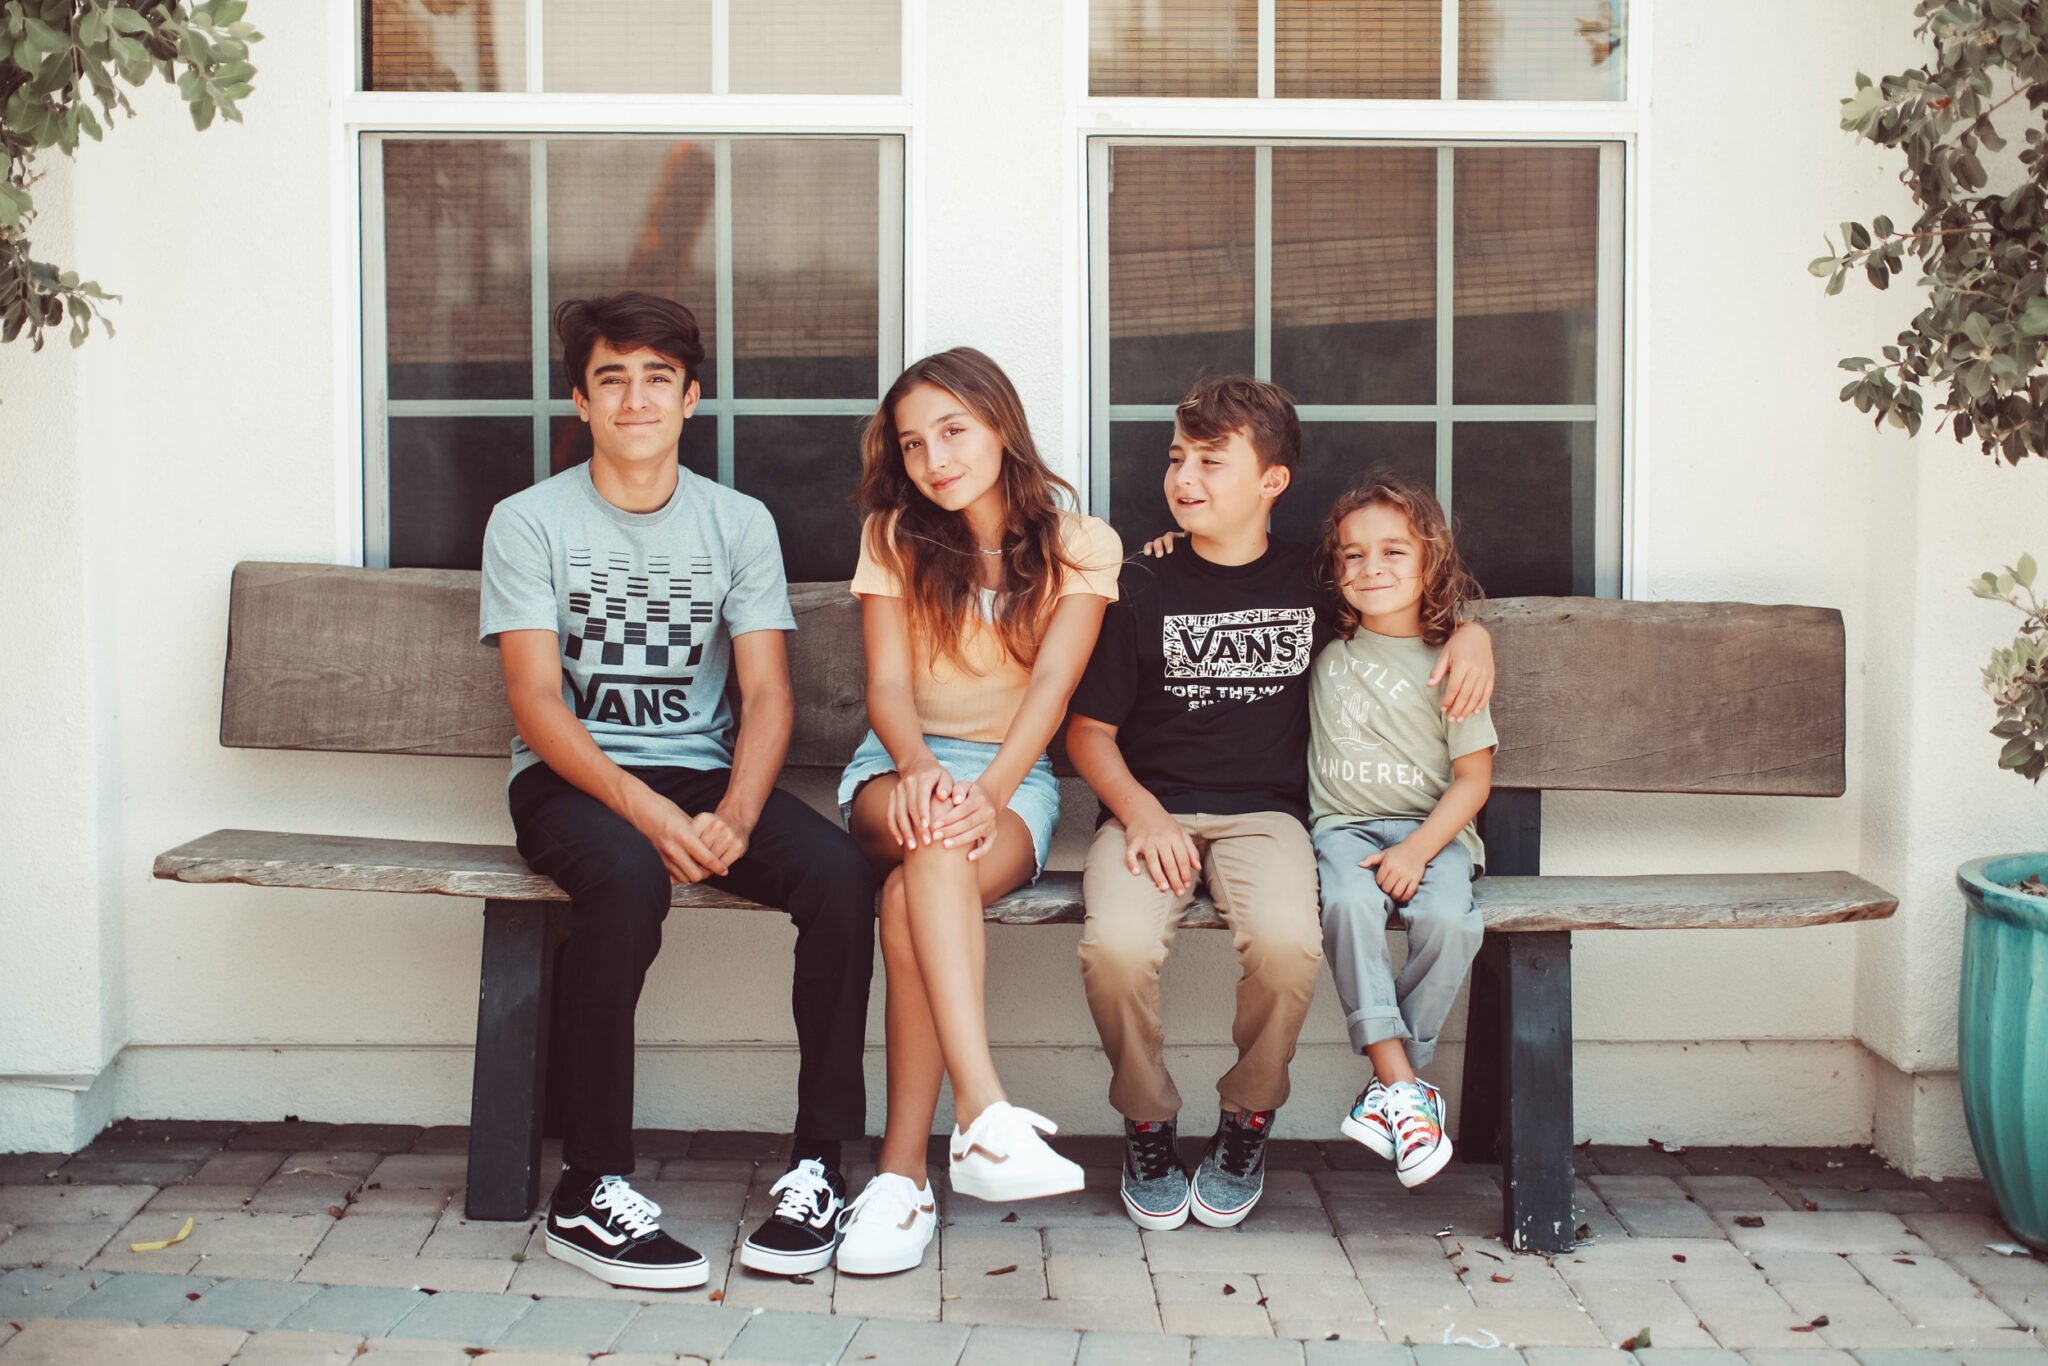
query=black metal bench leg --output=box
[466,898,558,1221]
[1501,931,1574,1253]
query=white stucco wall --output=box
[1,0,2034,1174]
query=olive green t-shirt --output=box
[1307,630,1498,872]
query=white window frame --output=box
[1065,0,1651,597]
[329,0,924,568]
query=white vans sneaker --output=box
[948,1101,1085,1203]
[834,1173,937,1276]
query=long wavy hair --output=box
[855,348,1085,671]
[1319,473,1482,647]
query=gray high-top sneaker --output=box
[1119,1118,1190,1230]
[1190,1108,1272,1228]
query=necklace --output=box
[975,544,1004,556]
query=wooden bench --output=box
[155,562,1896,1253]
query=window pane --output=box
[1091,0,1255,97]
[546,138,719,400]
[547,414,717,482]
[732,416,867,582]
[731,0,900,94]
[543,0,712,94]
[389,418,534,571]
[1276,0,1441,99]
[1107,147,1255,405]
[1459,0,1625,101]
[1275,423,1435,546]
[384,141,531,401]
[1452,147,1598,405]
[364,0,524,91]
[1451,422,1594,597]
[1107,422,1179,549]
[1272,147,1435,406]
[732,140,882,399]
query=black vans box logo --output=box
[1162,608,1315,680]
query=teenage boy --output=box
[1066,376,1492,1232]
[480,292,875,1290]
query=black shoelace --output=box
[1128,1124,1178,1181]
[1216,1118,1266,1177]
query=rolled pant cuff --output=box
[1345,1008,1413,1055]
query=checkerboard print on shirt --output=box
[563,549,717,671]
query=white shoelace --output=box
[846,1173,927,1229]
[769,1163,835,1225]
[590,1175,661,1239]
[1386,1083,1441,1145]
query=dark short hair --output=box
[553,292,706,398]
[1174,375,1301,472]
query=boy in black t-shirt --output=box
[1066,377,1493,1233]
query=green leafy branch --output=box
[1812,0,2048,464]
[1972,553,2048,782]
[2,0,262,351]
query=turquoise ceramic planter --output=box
[1957,852,2048,1250]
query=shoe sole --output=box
[1339,1114,1397,1161]
[546,1231,708,1290]
[949,1164,1085,1204]
[1397,1136,1455,1189]
[1120,1185,1191,1231]
[1190,1185,1261,1229]
[835,1234,934,1277]
[738,1236,839,1276]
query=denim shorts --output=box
[837,729,1060,880]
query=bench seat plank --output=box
[155,829,1896,932]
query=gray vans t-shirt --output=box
[479,462,796,780]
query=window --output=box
[355,3,906,581]
[1084,1,1630,598]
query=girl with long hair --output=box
[833,349,1123,1275]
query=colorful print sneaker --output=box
[1386,1078,1454,1188]
[1340,1076,1397,1161]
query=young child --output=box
[1067,379,1494,1232]
[834,348,1123,1276]
[1310,475,1496,1189]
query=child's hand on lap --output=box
[1123,807,1201,894]
[1360,841,1428,904]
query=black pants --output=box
[508,762,876,1174]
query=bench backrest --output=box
[217,562,1846,797]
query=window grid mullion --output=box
[524,0,543,92]
[711,0,731,94]
[1088,142,1114,517]
[714,138,737,485]
[1440,0,1460,100]
[1253,145,1272,381]
[530,137,552,487]
[1434,144,1455,515]
[1256,0,1276,100]
[361,136,392,569]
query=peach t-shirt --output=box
[850,512,1123,744]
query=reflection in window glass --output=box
[731,0,900,94]
[1275,0,1440,99]
[1107,146,1255,405]
[733,416,869,582]
[732,140,881,399]
[1452,147,1598,405]
[1107,422,1178,550]
[1090,0,1254,97]
[384,140,531,401]
[1272,147,1436,407]
[364,0,524,92]
[1451,422,1595,597]
[1276,424,1435,547]
[1459,0,1625,101]
[547,138,720,400]
[390,418,533,570]
[543,0,712,94]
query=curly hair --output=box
[1318,473,1481,647]
[855,348,1087,672]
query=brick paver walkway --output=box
[0,1122,2043,1364]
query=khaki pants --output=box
[1078,811,1323,1120]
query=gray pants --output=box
[1314,818,1483,1071]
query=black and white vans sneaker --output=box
[546,1173,708,1291]
[739,1158,847,1275]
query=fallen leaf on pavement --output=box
[986,1265,1018,1277]
[129,1217,194,1253]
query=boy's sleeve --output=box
[849,513,903,599]
[479,501,560,647]
[1058,515,1124,601]
[1067,584,1139,727]
[723,501,798,637]
[1448,704,1499,761]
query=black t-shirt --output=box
[1068,539,1334,823]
